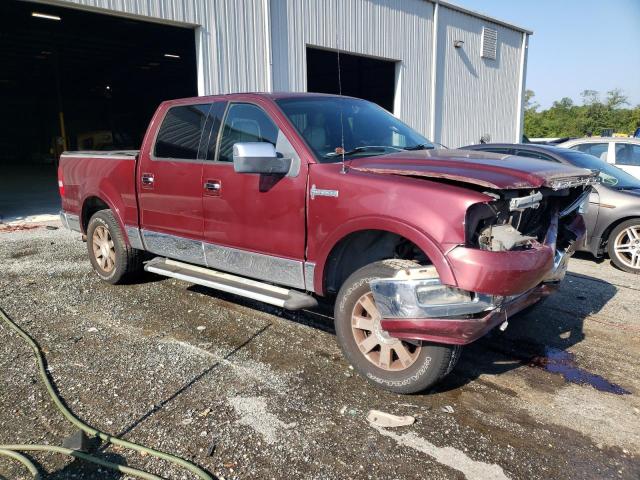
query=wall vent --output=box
[481,27,497,60]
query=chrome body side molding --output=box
[60,211,81,233]
[139,229,306,290]
[304,262,316,292]
[125,225,145,250]
[61,150,138,160]
[141,230,207,266]
[203,243,305,289]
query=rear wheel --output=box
[334,260,461,394]
[608,219,640,274]
[86,210,144,284]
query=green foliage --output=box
[524,89,639,138]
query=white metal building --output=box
[32,0,530,149]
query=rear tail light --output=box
[57,169,65,197]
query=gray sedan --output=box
[460,143,640,274]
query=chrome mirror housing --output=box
[233,142,291,174]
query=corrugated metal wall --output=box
[434,5,525,148]
[49,0,527,147]
[52,0,272,95]
[269,0,435,136]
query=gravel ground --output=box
[0,222,638,479]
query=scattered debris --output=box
[441,405,455,414]
[206,439,216,457]
[367,410,415,428]
[0,224,39,233]
[340,406,360,417]
[87,327,99,333]
[197,325,206,331]
[62,430,91,452]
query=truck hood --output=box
[349,149,596,190]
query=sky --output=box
[459,0,640,109]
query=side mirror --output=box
[233,142,291,174]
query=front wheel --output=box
[334,260,461,394]
[608,219,640,274]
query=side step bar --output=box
[145,257,318,310]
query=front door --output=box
[200,101,308,288]
[137,101,211,264]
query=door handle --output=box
[141,173,155,188]
[204,179,221,196]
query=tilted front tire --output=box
[86,210,144,284]
[334,260,461,394]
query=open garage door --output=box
[0,0,197,223]
[306,47,397,113]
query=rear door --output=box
[613,143,640,179]
[200,101,308,288]
[137,102,211,264]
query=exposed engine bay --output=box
[466,185,592,252]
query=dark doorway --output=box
[306,47,396,113]
[0,0,197,222]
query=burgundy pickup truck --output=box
[59,93,594,393]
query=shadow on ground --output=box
[186,270,619,394]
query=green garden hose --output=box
[0,307,214,480]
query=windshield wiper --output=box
[404,143,435,151]
[324,145,401,158]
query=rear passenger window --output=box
[615,144,640,166]
[515,150,557,161]
[573,143,609,161]
[482,148,514,155]
[154,104,212,160]
[217,103,278,162]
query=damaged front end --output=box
[372,180,593,345]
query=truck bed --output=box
[58,150,140,233]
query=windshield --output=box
[562,150,640,189]
[276,97,434,162]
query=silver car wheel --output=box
[613,225,640,270]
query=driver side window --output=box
[217,103,278,162]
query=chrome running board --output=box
[145,257,318,310]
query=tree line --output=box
[524,89,640,138]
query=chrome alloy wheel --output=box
[613,225,640,270]
[92,225,116,273]
[350,292,421,371]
